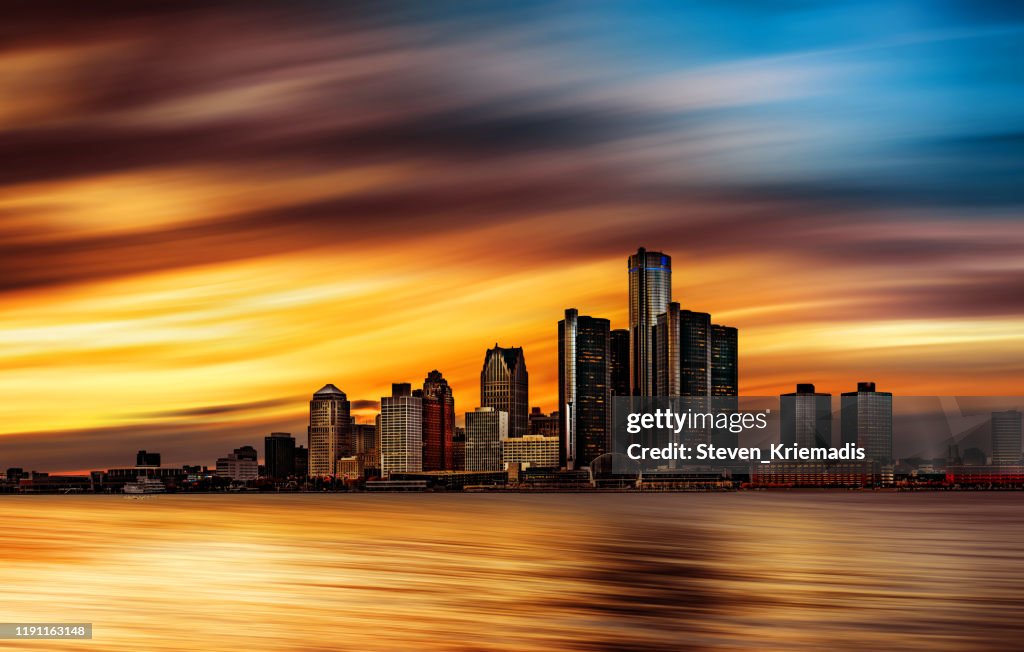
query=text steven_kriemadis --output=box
[623,408,867,462]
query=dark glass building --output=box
[480,345,529,438]
[609,329,630,397]
[653,303,711,397]
[420,370,455,471]
[558,308,612,468]
[135,450,161,468]
[840,382,893,462]
[628,248,672,397]
[710,324,738,397]
[264,432,296,480]
[293,445,308,478]
[781,383,832,448]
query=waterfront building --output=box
[628,247,672,397]
[840,382,893,462]
[308,384,352,477]
[480,345,529,438]
[558,308,612,467]
[381,383,423,477]
[466,407,508,471]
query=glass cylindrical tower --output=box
[628,247,672,397]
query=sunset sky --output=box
[1,1,1022,471]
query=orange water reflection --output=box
[0,493,1022,651]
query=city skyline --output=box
[2,1,1024,474]
[3,240,1023,474]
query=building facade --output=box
[216,446,259,481]
[709,324,738,397]
[992,410,1023,466]
[610,328,630,397]
[452,427,466,471]
[628,247,672,397]
[381,383,423,477]
[308,384,352,477]
[293,445,308,478]
[781,384,832,448]
[135,450,161,468]
[840,382,893,462]
[264,432,296,480]
[653,303,712,397]
[503,435,560,470]
[466,407,508,471]
[558,308,612,468]
[529,407,559,437]
[420,370,455,471]
[480,345,529,438]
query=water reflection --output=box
[0,494,1022,651]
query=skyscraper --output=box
[628,247,672,397]
[992,410,1023,466]
[653,303,711,397]
[609,328,630,397]
[480,345,528,438]
[780,384,832,448]
[558,309,612,468]
[420,370,455,470]
[264,432,296,480]
[308,384,352,477]
[293,445,308,478]
[380,383,422,477]
[840,382,893,462]
[466,407,508,471]
[710,324,738,397]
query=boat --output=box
[123,476,166,494]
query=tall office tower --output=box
[609,329,630,397]
[529,407,559,437]
[480,345,529,438]
[992,410,1023,466]
[710,324,738,397]
[840,382,893,462]
[293,445,308,477]
[308,384,352,476]
[558,309,612,468]
[380,383,423,477]
[421,370,455,470]
[628,247,672,397]
[264,432,296,480]
[781,384,833,448]
[653,303,711,397]
[466,407,508,471]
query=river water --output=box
[1,493,1022,651]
